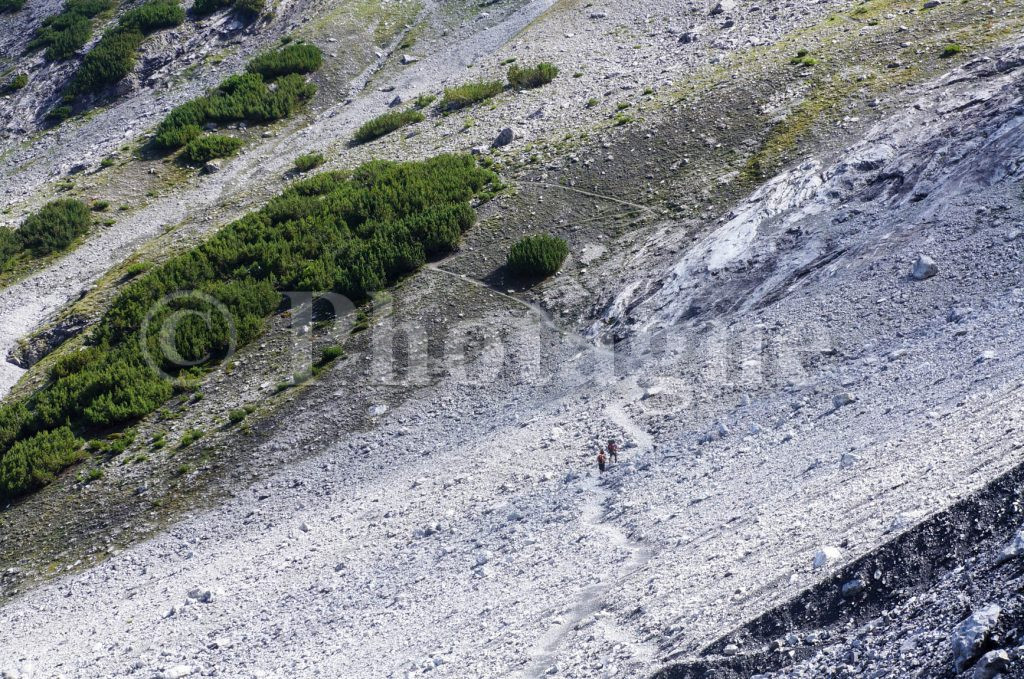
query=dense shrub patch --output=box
[506,234,568,278]
[507,62,558,90]
[153,46,322,152]
[440,79,503,111]
[27,0,113,61]
[0,0,25,12]
[0,427,85,498]
[352,109,424,144]
[246,43,323,80]
[0,155,498,501]
[18,199,92,256]
[293,152,325,172]
[69,0,184,95]
[182,134,243,163]
[191,0,260,16]
[0,199,92,273]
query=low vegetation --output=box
[790,49,818,67]
[440,79,504,111]
[3,73,28,93]
[27,0,113,61]
[413,93,436,109]
[0,0,25,11]
[352,109,425,144]
[0,155,498,501]
[182,134,244,163]
[0,199,92,273]
[153,45,322,153]
[246,43,323,80]
[293,152,325,172]
[507,62,558,89]
[507,234,568,278]
[941,43,964,58]
[69,0,184,96]
[191,0,262,18]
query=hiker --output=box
[597,448,607,474]
[607,439,619,463]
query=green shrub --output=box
[47,104,74,122]
[17,199,91,257]
[941,43,963,58]
[69,0,183,95]
[28,0,113,61]
[179,428,204,447]
[190,0,231,14]
[0,229,19,271]
[246,43,323,80]
[506,234,568,278]
[121,0,184,31]
[507,62,558,89]
[0,154,498,504]
[413,93,436,109]
[790,49,817,67]
[352,109,425,144]
[440,79,503,111]
[182,134,244,163]
[293,152,325,172]
[153,72,317,150]
[318,345,344,364]
[0,427,84,500]
[227,408,247,424]
[92,200,110,211]
[232,0,262,17]
[4,73,28,93]
[0,0,25,11]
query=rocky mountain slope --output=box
[2,0,1024,677]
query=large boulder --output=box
[911,254,939,280]
[951,604,1001,672]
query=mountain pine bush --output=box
[0,427,84,498]
[0,155,499,501]
[69,0,183,95]
[507,62,558,89]
[0,0,25,12]
[18,199,91,256]
[0,229,19,271]
[154,68,318,151]
[27,0,113,61]
[182,134,243,163]
[246,44,323,80]
[293,152,325,172]
[440,80,504,111]
[506,234,568,278]
[352,109,425,144]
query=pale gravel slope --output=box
[3,37,1024,679]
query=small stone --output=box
[202,159,223,174]
[161,666,194,679]
[492,127,516,148]
[832,392,856,410]
[709,0,736,15]
[910,254,938,281]
[812,546,842,570]
[400,54,419,65]
[841,578,866,598]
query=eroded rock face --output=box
[6,314,87,369]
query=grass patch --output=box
[440,79,503,111]
[940,43,963,58]
[413,93,436,109]
[352,109,424,144]
[3,73,28,93]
